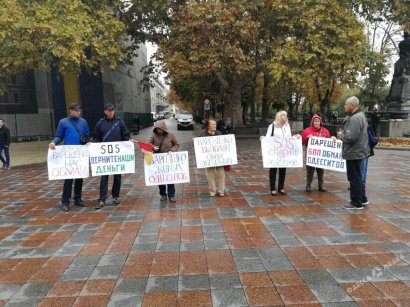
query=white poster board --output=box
[144,151,190,186]
[261,136,303,168]
[193,134,237,168]
[306,137,346,172]
[47,145,89,180]
[89,141,135,176]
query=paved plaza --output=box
[1,119,410,306]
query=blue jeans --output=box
[62,179,83,204]
[159,184,175,198]
[0,145,10,167]
[99,174,121,202]
[360,158,368,203]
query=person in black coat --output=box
[93,103,130,209]
[0,119,11,170]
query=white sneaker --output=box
[362,201,370,206]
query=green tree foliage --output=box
[0,0,125,91]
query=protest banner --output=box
[47,145,89,180]
[89,141,135,176]
[306,136,346,172]
[144,151,190,186]
[261,136,303,168]
[193,134,237,168]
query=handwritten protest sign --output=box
[193,135,237,168]
[89,141,135,176]
[47,145,89,180]
[306,136,346,172]
[261,136,303,168]
[144,151,190,186]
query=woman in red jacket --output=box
[301,114,334,192]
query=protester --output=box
[302,114,334,192]
[93,103,130,210]
[217,117,231,135]
[202,118,226,197]
[149,121,179,202]
[266,110,300,196]
[337,96,369,210]
[49,103,90,211]
[0,119,11,170]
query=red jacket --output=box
[301,114,331,145]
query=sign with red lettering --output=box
[47,145,89,180]
[193,135,237,168]
[144,151,190,186]
[306,137,346,172]
[261,136,303,168]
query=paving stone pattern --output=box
[0,120,410,306]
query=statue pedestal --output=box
[380,119,410,137]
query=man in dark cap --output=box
[49,102,90,211]
[93,103,130,209]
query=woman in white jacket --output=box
[265,110,293,196]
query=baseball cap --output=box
[69,103,82,110]
[104,103,115,110]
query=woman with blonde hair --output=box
[265,110,298,196]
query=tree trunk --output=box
[261,72,270,123]
[250,83,256,125]
[227,78,243,128]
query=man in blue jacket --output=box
[93,103,130,209]
[49,103,90,211]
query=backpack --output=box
[367,126,378,149]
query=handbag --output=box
[68,119,89,144]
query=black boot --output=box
[306,184,312,192]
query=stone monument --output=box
[386,32,410,118]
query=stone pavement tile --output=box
[299,270,353,303]
[341,282,385,301]
[179,251,207,275]
[46,280,86,297]
[145,276,178,293]
[239,272,274,287]
[142,291,177,307]
[316,255,353,269]
[321,303,358,307]
[388,265,410,280]
[28,267,65,282]
[177,290,212,307]
[343,254,381,268]
[328,268,398,283]
[372,281,410,299]
[0,284,21,300]
[276,285,319,305]
[10,282,53,300]
[97,254,127,267]
[178,275,210,291]
[38,296,77,307]
[209,274,242,290]
[268,271,306,287]
[107,294,143,307]
[79,279,116,296]
[72,295,110,307]
[59,266,94,281]
[89,265,123,280]
[112,278,148,295]
[149,252,179,276]
[243,287,283,306]
[4,298,42,307]
[205,250,236,274]
[70,255,101,267]
[211,289,248,306]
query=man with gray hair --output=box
[337,96,369,210]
